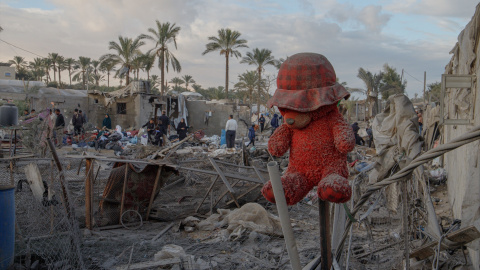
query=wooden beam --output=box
[85,158,94,230]
[195,175,219,213]
[208,157,240,207]
[119,163,129,225]
[319,200,332,270]
[146,166,162,221]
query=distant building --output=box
[0,65,15,80]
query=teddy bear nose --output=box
[286,118,295,125]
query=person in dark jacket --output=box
[158,110,170,135]
[55,109,65,128]
[366,126,373,148]
[153,126,163,146]
[142,118,155,143]
[72,109,84,136]
[259,114,265,133]
[176,118,188,141]
[247,124,255,146]
[102,114,112,129]
[351,122,364,145]
[270,114,279,135]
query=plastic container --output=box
[0,103,18,126]
[0,187,15,269]
[220,129,226,145]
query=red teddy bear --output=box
[262,53,355,205]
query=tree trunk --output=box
[225,52,229,99]
[82,70,86,89]
[161,54,165,97]
[126,69,130,86]
[107,72,110,88]
[58,69,61,88]
[147,70,150,81]
[69,69,72,86]
[53,65,56,82]
[257,68,262,117]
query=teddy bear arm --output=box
[332,119,355,154]
[268,124,293,157]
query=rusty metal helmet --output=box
[267,53,350,112]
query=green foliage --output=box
[426,82,441,102]
[380,64,406,100]
[47,81,59,88]
[13,100,29,116]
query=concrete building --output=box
[443,4,480,268]
[0,65,15,80]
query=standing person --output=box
[72,109,84,136]
[417,110,423,135]
[142,118,155,143]
[247,124,255,146]
[153,126,164,146]
[103,114,112,129]
[225,115,237,149]
[270,113,279,135]
[54,109,65,145]
[366,125,373,148]
[176,118,188,141]
[23,110,29,116]
[351,122,364,145]
[259,114,265,133]
[158,110,170,135]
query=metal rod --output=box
[267,161,301,270]
[319,200,332,270]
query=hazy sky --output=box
[0,0,478,97]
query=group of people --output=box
[225,112,282,149]
[142,110,189,146]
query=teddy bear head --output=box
[267,52,350,115]
[278,104,339,129]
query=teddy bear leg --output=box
[317,174,352,203]
[261,172,313,205]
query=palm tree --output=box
[48,53,60,82]
[141,53,155,80]
[357,68,383,117]
[191,83,203,93]
[169,77,184,91]
[241,48,279,114]
[234,70,258,106]
[202,28,248,98]
[100,58,118,87]
[91,60,101,85]
[56,56,66,87]
[65,58,77,86]
[101,35,145,86]
[42,58,52,83]
[181,75,195,91]
[140,21,182,96]
[29,58,45,81]
[8,56,27,74]
[73,56,91,89]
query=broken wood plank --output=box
[114,258,182,270]
[151,222,175,242]
[208,157,240,208]
[195,175,219,213]
[410,225,480,260]
[252,165,267,184]
[226,184,261,205]
[175,165,263,184]
[119,164,129,225]
[146,166,162,221]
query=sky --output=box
[0,0,478,98]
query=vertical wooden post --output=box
[319,200,332,270]
[119,163,129,225]
[85,158,93,230]
[146,166,162,221]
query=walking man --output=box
[72,109,84,136]
[158,110,170,146]
[54,109,65,145]
[247,124,255,146]
[259,114,265,133]
[225,115,237,149]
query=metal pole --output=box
[423,71,426,105]
[267,162,301,270]
[319,200,332,269]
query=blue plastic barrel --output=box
[220,129,226,145]
[0,187,15,270]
